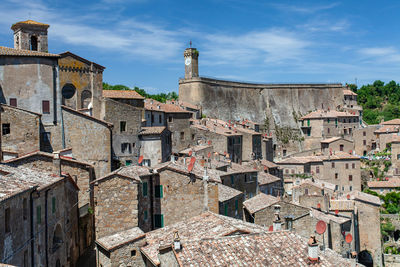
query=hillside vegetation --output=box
[352,80,400,124]
[103,82,178,103]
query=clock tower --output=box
[184,47,199,79]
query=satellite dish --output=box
[345,233,353,243]
[269,225,273,232]
[207,152,211,158]
[138,156,143,164]
[208,140,212,145]
[188,157,196,172]
[188,150,193,157]
[316,220,327,235]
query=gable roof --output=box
[320,137,353,144]
[243,193,279,214]
[102,90,144,99]
[145,99,190,113]
[343,89,357,96]
[62,105,113,128]
[59,51,105,70]
[1,103,42,117]
[0,46,60,58]
[139,126,166,135]
[96,227,145,252]
[258,172,281,185]
[300,110,358,120]
[381,118,400,125]
[218,184,242,202]
[368,178,400,188]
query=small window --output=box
[2,123,10,135]
[121,143,131,154]
[142,182,148,197]
[42,100,50,114]
[235,199,238,211]
[305,189,309,195]
[5,208,10,233]
[331,162,335,168]
[345,163,349,169]
[363,131,366,137]
[335,185,338,190]
[37,205,41,224]
[180,132,185,140]
[231,175,235,185]
[285,169,289,174]
[335,173,338,179]
[283,150,287,157]
[144,210,148,221]
[132,142,136,148]
[192,134,195,140]
[291,169,295,174]
[316,166,320,174]
[363,140,366,146]
[120,121,126,132]
[154,214,164,228]
[41,132,51,143]
[168,116,173,123]
[224,203,228,216]
[327,128,330,134]
[349,175,353,181]
[9,98,17,107]
[131,249,137,257]
[52,197,56,214]
[340,145,344,151]
[126,160,132,166]
[352,163,355,169]
[151,114,154,124]
[350,186,352,191]
[397,154,400,160]
[155,185,163,198]
[158,115,162,124]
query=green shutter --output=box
[37,206,41,224]
[143,182,148,197]
[144,210,148,221]
[154,214,164,228]
[161,214,164,227]
[224,203,228,216]
[307,119,310,126]
[155,185,163,198]
[52,197,56,214]
[235,199,238,211]
[160,185,163,198]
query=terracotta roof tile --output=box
[381,119,400,125]
[218,184,242,202]
[243,193,279,214]
[320,137,342,143]
[258,172,281,185]
[102,90,144,100]
[96,227,144,251]
[343,89,357,96]
[0,46,60,57]
[139,126,166,135]
[12,20,49,28]
[374,125,399,134]
[310,208,351,224]
[300,109,358,120]
[144,99,190,113]
[368,178,400,188]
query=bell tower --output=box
[184,47,199,79]
[11,20,49,52]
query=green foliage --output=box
[384,246,400,254]
[382,220,395,239]
[356,80,400,124]
[102,82,178,103]
[274,124,303,144]
[382,192,400,214]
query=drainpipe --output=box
[30,191,35,267]
[52,65,58,125]
[45,190,49,267]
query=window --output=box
[30,36,38,51]
[363,131,366,137]
[316,166,320,174]
[283,150,287,157]
[155,185,163,198]
[231,175,235,185]
[144,210,148,221]
[235,199,238,211]
[331,162,335,168]
[132,142,136,148]
[154,214,164,228]
[168,116,173,123]
[41,132,51,143]
[335,185,338,191]
[121,143,131,154]
[23,198,27,220]
[120,121,126,132]
[143,159,151,167]
[340,145,344,151]
[52,197,56,214]
[345,163,349,169]
[285,169,289,174]
[352,163,355,169]
[192,134,195,140]
[307,119,310,126]
[363,140,366,146]
[2,123,10,135]
[335,173,338,179]
[349,175,353,181]
[224,203,228,216]
[42,100,50,114]
[159,115,162,124]
[151,114,154,124]
[397,154,400,160]
[291,169,295,174]
[9,98,17,107]
[327,128,330,134]
[180,132,185,140]
[305,189,309,195]
[37,205,41,224]
[350,186,352,191]
[5,208,10,233]
[142,182,148,197]
[131,249,137,257]
[126,160,132,166]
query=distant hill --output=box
[353,80,400,124]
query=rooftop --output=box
[139,126,166,135]
[310,208,351,225]
[191,121,242,137]
[179,145,212,155]
[218,184,242,202]
[102,90,144,100]
[11,20,49,28]
[368,178,400,188]
[320,137,342,144]
[0,46,60,58]
[174,231,359,267]
[343,89,357,96]
[144,99,190,113]
[374,125,399,134]
[140,212,266,265]
[300,109,358,120]
[96,227,145,252]
[243,193,279,214]
[381,118,400,125]
[258,172,281,185]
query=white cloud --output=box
[358,47,400,63]
[270,2,340,14]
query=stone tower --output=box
[184,48,199,79]
[11,20,49,52]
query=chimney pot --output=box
[173,231,181,251]
[307,235,319,262]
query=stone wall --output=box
[94,175,139,238]
[219,194,244,220]
[353,126,379,156]
[1,104,40,155]
[384,254,400,267]
[220,172,258,199]
[167,112,193,153]
[109,237,147,267]
[322,159,361,192]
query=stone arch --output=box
[52,224,63,252]
[81,90,92,109]
[358,250,373,267]
[61,83,77,109]
[30,35,38,51]
[363,150,367,156]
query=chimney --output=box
[173,231,181,251]
[53,152,61,176]
[307,236,319,262]
[285,216,293,231]
[272,205,282,231]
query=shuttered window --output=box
[154,214,164,228]
[155,185,163,198]
[142,182,148,197]
[42,100,50,114]
[9,98,17,107]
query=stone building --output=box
[191,119,243,163]
[391,137,400,176]
[320,137,354,155]
[101,91,144,168]
[353,125,379,156]
[0,165,79,267]
[144,99,193,153]
[257,172,283,196]
[218,184,243,219]
[367,179,400,195]
[139,127,171,167]
[330,191,382,266]
[62,106,112,178]
[374,125,399,151]
[178,144,213,158]
[220,163,258,199]
[59,52,105,119]
[0,104,41,157]
[166,100,202,119]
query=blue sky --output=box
[1,0,400,93]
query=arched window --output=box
[52,224,63,252]
[30,36,38,51]
[81,90,92,109]
[358,250,373,267]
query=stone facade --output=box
[11,20,49,52]
[1,104,41,156]
[59,52,105,119]
[220,171,258,199]
[321,137,354,155]
[353,126,379,156]
[139,127,172,167]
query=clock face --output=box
[185,57,191,66]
